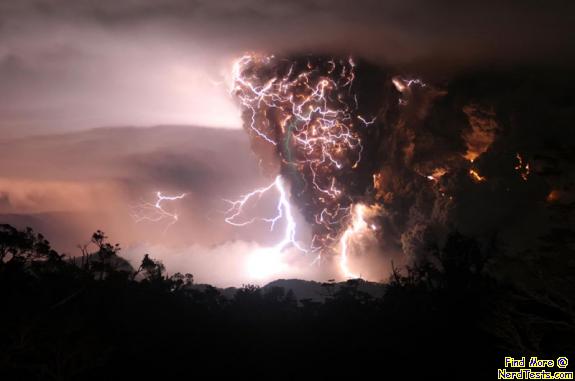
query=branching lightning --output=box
[224,175,306,253]
[229,53,383,278]
[132,191,187,233]
[392,76,427,105]
[123,54,529,283]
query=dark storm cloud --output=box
[232,53,575,279]
[1,0,573,138]
[1,0,574,68]
[372,69,575,264]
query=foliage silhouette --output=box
[0,224,573,380]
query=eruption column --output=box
[230,53,386,278]
[231,54,374,252]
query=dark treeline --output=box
[0,224,573,380]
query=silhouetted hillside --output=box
[188,278,385,302]
[265,278,385,302]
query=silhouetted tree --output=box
[84,230,124,280]
[135,254,165,282]
[169,272,194,292]
[0,223,572,381]
[0,224,61,269]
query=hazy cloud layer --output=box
[2,0,573,66]
[0,126,271,248]
[0,124,366,285]
[1,0,573,137]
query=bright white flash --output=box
[224,175,311,281]
[338,203,379,279]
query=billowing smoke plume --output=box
[232,53,575,279]
[232,55,389,253]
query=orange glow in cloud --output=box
[0,179,123,214]
[462,105,498,162]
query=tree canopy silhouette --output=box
[0,224,572,380]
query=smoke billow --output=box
[232,55,390,254]
[233,54,575,277]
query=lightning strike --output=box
[230,53,386,278]
[231,54,371,251]
[132,191,187,233]
[392,76,426,105]
[224,175,306,253]
[358,115,377,126]
[392,76,426,93]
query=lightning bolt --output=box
[132,191,187,233]
[392,76,427,106]
[224,175,306,253]
[232,54,365,248]
[230,53,390,278]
